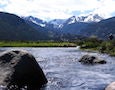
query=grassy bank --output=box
[0,41,76,47]
[0,39,114,56]
[77,38,115,56]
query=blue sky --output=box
[0,0,115,20]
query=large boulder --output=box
[0,50,48,90]
[79,55,106,65]
[105,82,115,90]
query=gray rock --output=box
[105,82,115,90]
[0,50,47,90]
[79,55,106,65]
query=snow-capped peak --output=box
[22,14,104,29]
[48,14,103,29]
[84,14,103,22]
[48,16,77,28]
[76,14,103,23]
[23,16,46,27]
[65,16,77,24]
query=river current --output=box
[0,47,115,90]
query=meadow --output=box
[0,39,114,56]
[0,41,76,47]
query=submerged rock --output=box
[0,50,47,90]
[79,55,106,65]
[105,82,115,90]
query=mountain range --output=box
[24,14,103,29]
[0,12,115,41]
[0,12,56,41]
[23,13,115,40]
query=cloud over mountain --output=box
[0,0,115,20]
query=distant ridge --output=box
[23,13,115,39]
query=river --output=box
[0,47,115,90]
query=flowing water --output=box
[0,47,115,90]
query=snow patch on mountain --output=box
[48,19,66,28]
[65,16,76,24]
[23,16,46,27]
[22,14,104,29]
[76,14,103,22]
[48,14,104,29]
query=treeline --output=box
[0,38,115,56]
[77,37,115,56]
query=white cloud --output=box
[0,0,115,20]
[0,0,10,5]
[93,0,115,18]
